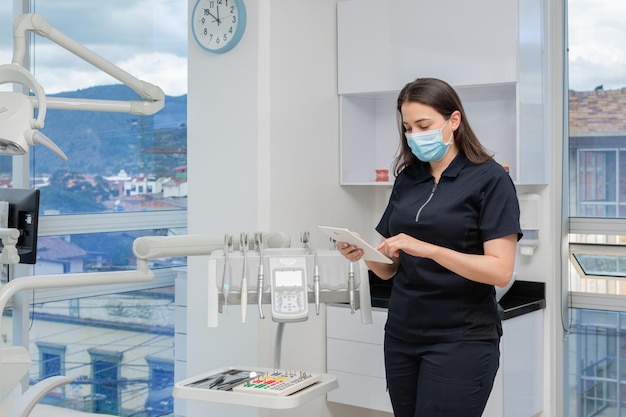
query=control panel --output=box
[269,256,308,322]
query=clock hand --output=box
[216,5,221,25]
[206,9,219,23]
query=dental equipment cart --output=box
[173,236,372,410]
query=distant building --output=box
[569,87,626,217]
[35,237,87,275]
[104,169,187,199]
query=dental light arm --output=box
[0,13,166,160]
[12,13,165,115]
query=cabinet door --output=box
[338,0,518,95]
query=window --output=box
[145,356,174,417]
[567,0,626,290]
[36,342,66,380]
[89,349,123,415]
[29,286,175,415]
[567,0,626,415]
[568,309,626,417]
[0,1,187,276]
[574,149,617,217]
[0,3,186,417]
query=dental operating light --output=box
[0,63,67,160]
[0,13,165,160]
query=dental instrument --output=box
[240,232,248,323]
[222,234,232,308]
[255,232,265,319]
[301,232,320,315]
[348,261,355,314]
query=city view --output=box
[0,84,187,417]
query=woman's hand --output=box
[336,238,400,281]
[377,233,430,258]
[336,242,364,262]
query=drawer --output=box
[327,304,386,344]
[326,369,393,413]
[327,338,385,378]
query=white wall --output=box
[187,1,386,416]
[186,1,555,417]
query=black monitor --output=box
[0,188,40,264]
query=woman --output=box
[338,78,521,417]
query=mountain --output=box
[34,85,187,177]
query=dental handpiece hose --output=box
[348,261,355,314]
[313,263,320,315]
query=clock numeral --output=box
[232,16,237,23]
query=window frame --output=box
[569,218,626,311]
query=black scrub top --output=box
[376,152,522,344]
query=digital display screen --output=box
[274,269,303,287]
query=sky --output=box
[0,1,187,96]
[566,0,626,91]
[1,1,624,95]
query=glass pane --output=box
[0,8,12,62]
[31,1,187,214]
[25,287,175,417]
[574,254,626,278]
[568,0,626,220]
[34,229,187,274]
[576,150,617,217]
[0,7,15,177]
[569,233,626,295]
[567,309,626,417]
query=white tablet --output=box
[318,226,393,264]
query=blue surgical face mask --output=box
[405,120,452,162]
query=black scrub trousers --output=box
[376,152,522,417]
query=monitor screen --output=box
[0,188,40,264]
[274,269,304,288]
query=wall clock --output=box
[191,0,247,54]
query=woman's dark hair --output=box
[392,77,494,176]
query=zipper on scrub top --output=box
[415,181,438,222]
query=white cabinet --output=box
[337,0,518,95]
[326,304,392,413]
[488,309,544,417]
[337,0,547,185]
[326,304,544,417]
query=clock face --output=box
[191,0,247,54]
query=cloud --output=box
[34,53,187,97]
[0,0,187,95]
[568,0,626,91]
